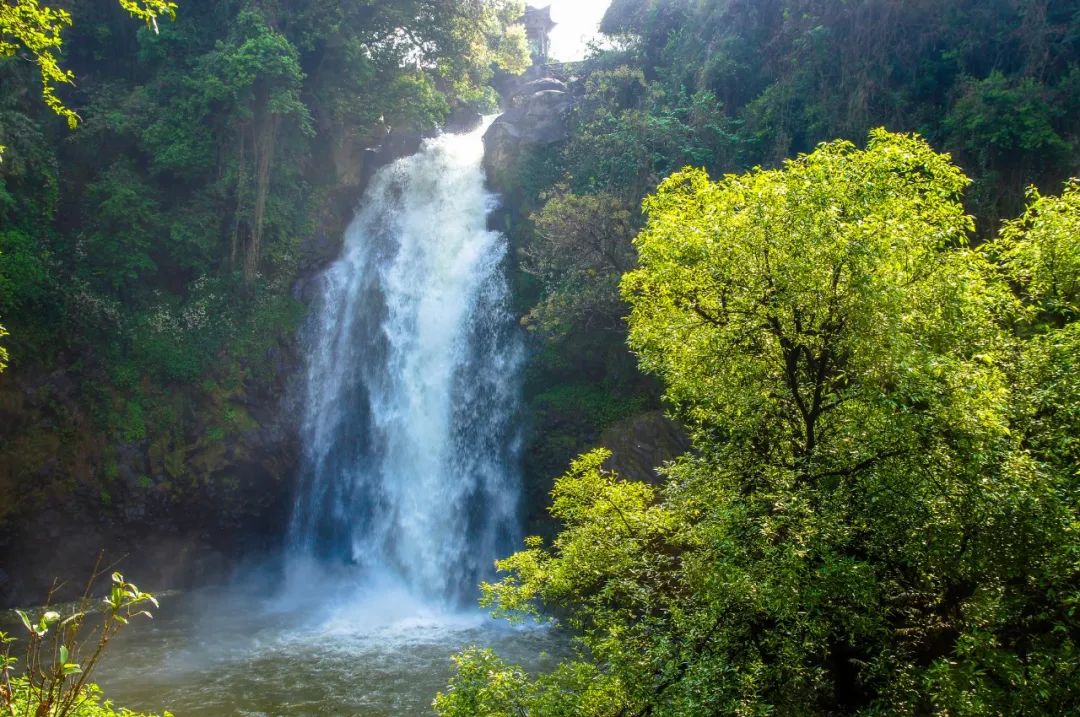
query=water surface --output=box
[95,576,563,716]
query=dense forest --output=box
[1,0,1079,715]
[507,0,1080,520]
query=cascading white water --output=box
[290,119,522,605]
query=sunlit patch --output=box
[547,0,612,61]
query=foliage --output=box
[0,0,176,143]
[435,645,625,717]
[442,133,1080,715]
[945,72,1070,167]
[0,570,165,717]
[531,385,646,437]
[0,0,166,365]
[79,161,159,295]
[506,70,726,505]
[523,191,636,341]
[440,0,530,106]
[500,0,1079,542]
[993,179,1080,324]
[623,130,996,456]
[0,229,52,316]
[564,71,742,200]
[1,678,161,717]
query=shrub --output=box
[0,570,168,717]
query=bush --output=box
[2,678,162,717]
[0,571,168,717]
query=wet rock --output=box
[445,107,484,134]
[299,127,429,276]
[483,78,574,192]
[378,129,424,163]
[599,411,691,484]
[511,78,569,103]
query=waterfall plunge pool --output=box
[0,120,550,716]
[90,571,566,716]
[89,120,552,716]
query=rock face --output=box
[599,411,691,484]
[483,77,573,192]
[0,358,300,607]
[300,126,427,275]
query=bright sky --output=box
[546,0,613,61]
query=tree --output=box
[985,181,1080,709]
[0,0,176,155]
[993,179,1080,325]
[439,132,1079,715]
[0,0,173,365]
[523,191,637,341]
[622,130,1004,483]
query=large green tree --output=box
[493,0,1080,542]
[438,132,1080,715]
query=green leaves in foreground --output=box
[0,0,176,137]
[1,677,164,717]
[2,572,164,717]
[994,179,1080,324]
[438,132,1080,715]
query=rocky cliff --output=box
[483,77,574,193]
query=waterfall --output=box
[290,119,522,605]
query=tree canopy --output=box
[0,0,176,136]
[438,131,1080,716]
[495,1,1080,528]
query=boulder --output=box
[483,78,573,191]
[511,78,569,105]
